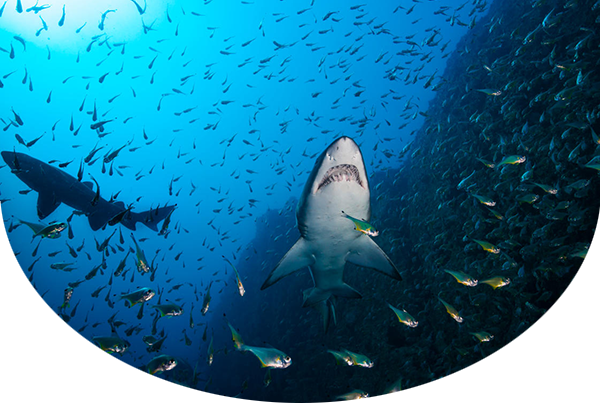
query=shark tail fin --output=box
[122,205,177,232]
[261,238,314,289]
[346,235,403,281]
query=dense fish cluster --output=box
[0,0,598,402]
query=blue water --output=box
[2,0,598,401]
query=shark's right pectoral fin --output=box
[347,235,403,281]
[261,238,314,290]
[36,191,60,219]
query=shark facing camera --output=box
[262,136,401,331]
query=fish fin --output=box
[330,283,362,299]
[261,238,314,289]
[227,322,245,350]
[36,191,60,219]
[347,236,402,281]
[82,181,94,189]
[122,205,176,232]
[314,299,336,333]
[302,287,331,307]
[87,209,113,231]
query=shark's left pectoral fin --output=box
[347,236,402,281]
[36,191,60,219]
[261,237,314,290]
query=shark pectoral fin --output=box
[347,236,403,281]
[88,210,113,231]
[261,238,314,289]
[36,191,60,219]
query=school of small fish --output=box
[0,0,598,401]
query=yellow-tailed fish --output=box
[470,331,494,342]
[327,349,353,366]
[383,378,404,403]
[471,193,496,206]
[516,193,539,204]
[119,287,155,307]
[546,311,579,326]
[387,303,418,327]
[131,234,150,273]
[571,249,600,263]
[146,354,178,374]
[532,183,557,194]
[476,88,502,96]
[34,221,67,239]
[438,297,463,323]
[488,369,543,391]
[223,255,245,296]
[475,157,495,169]
[207,335,214,365]
[545,339,590,362]
[92,335,130,355]
[202,281,212,315]
[153,303,183,317]
[444,269,478,286]
[487,207,503,220]
[473,239,500,254]
[60,286,73,309]
[341,211,379,236]
[343,349,373,368]
[335,390,369,400]
[479,276,511,289]
[228,322,291,369]
[497,155,526,167]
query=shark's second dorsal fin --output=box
[346,236,403,281]
[261,238,314,290]
[82,181,94,189]
[36,191,61,220]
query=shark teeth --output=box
[317,164,363,191]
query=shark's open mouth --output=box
[317,164,364,191]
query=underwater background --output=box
[1,0,600,402]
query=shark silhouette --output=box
[1,151,175,232]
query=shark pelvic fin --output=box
[312,298,337,333]
[261,238,314,289]
[346,235,403,281]
[36,191,60,219]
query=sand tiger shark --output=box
[1,151,175,232]
[261,136,402,330]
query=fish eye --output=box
[284,356,291,363]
